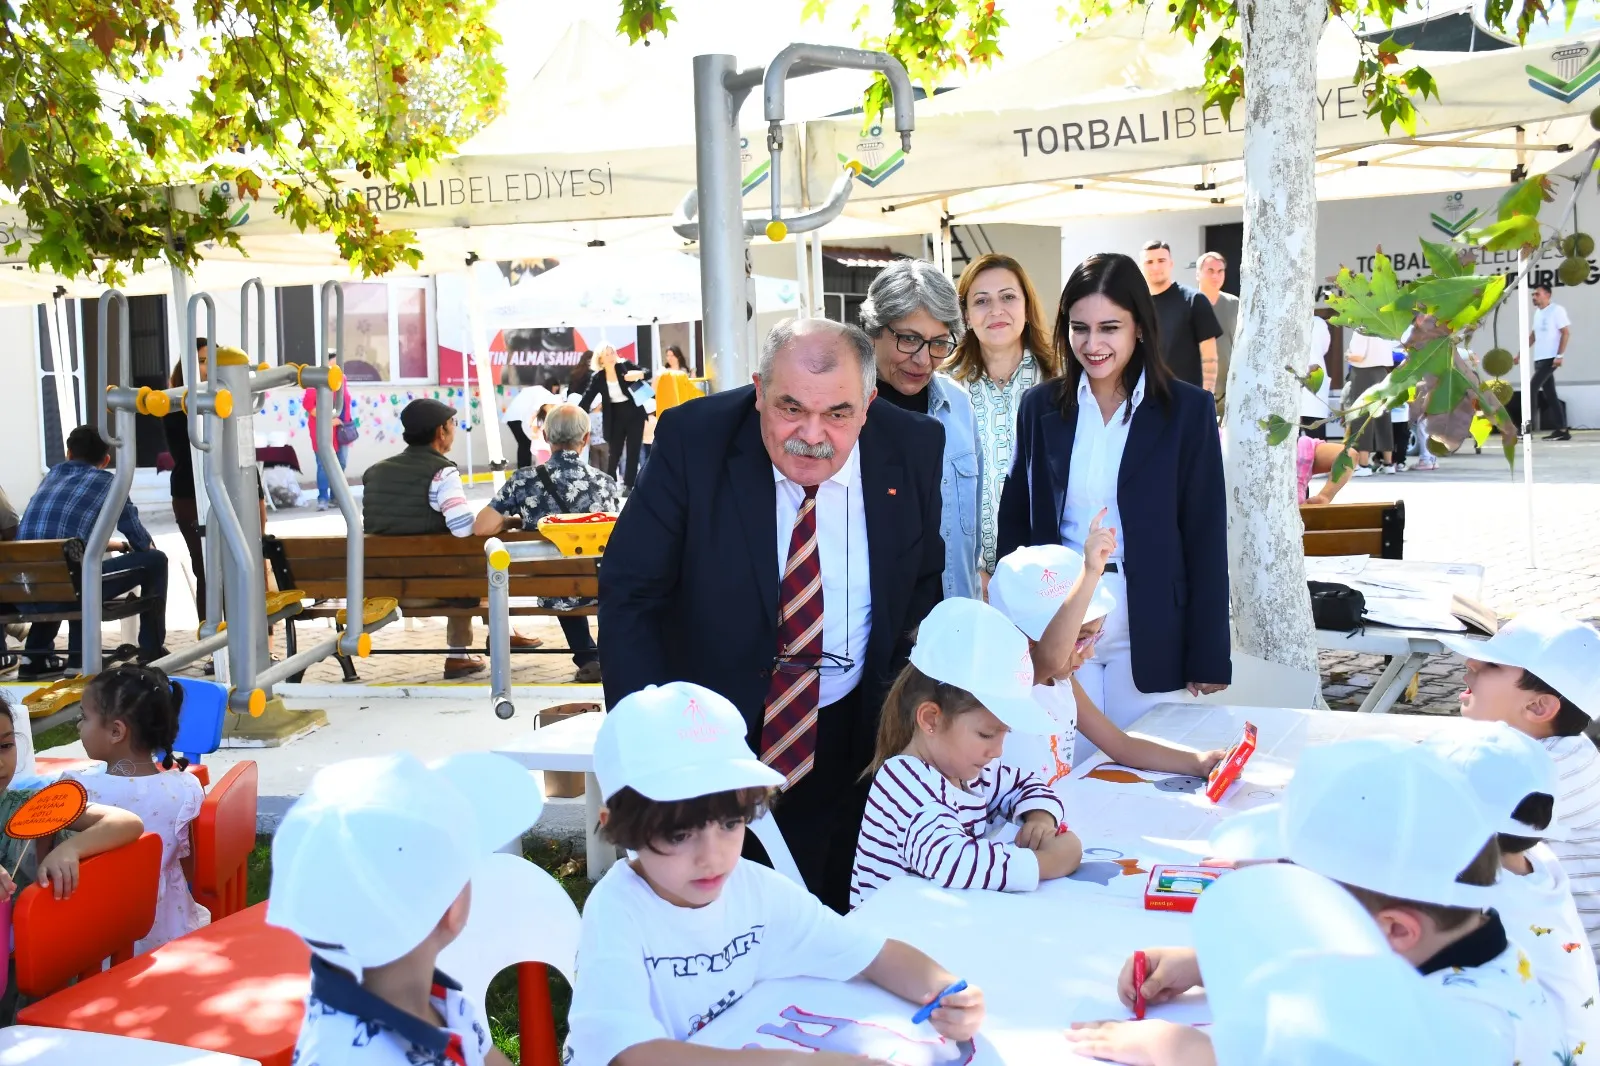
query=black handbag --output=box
[1309,581,1365,631]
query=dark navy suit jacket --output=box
[599,385,946,770]
[996,377,1231,693]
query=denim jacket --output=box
[927,373,981,600]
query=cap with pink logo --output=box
[989,544,1118,641]
[593,681,783,804]
[908,597,1057,734]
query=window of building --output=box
[339,279,437,383]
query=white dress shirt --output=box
[773,444,872,707]
[1058,371,1145,563]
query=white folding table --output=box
[0,1026,261,1066]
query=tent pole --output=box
[810,225,825,319]
[1517,251,1537,568]
[794,233,810,320]
[693,54,749,393]
[467,255,507,490]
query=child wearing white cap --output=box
[849,597,1080,910]
[1442,610,1600,962]
[989,536,1224,784]
[1065,863,1508,1066]
[1206,737,1567,1064]
[1431,721,1600,1054]
[268,752,545,1066]
[564,681,984,1066]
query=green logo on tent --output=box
[1526,43,1600,102]
[1430,207,1481,237]
[741,158,770,196]
[837,149,906,188]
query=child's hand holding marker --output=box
[1116,947,1201,1012]
[912,979,985,1041]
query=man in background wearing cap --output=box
[599,317,945,913]
[363,398,539,680]
[268,751,540,1066]
[1443,610,1600,962]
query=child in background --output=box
[1442,611,1600,961]
[1064,863,1507,1066]
[851,597,1080,910]
[0,694,143,903]
[68,665,208,953]
[1206,737,1565,1063]
[1429,721,1600,1053]
[269,751,538,1066]
[564,681,984,1065]
[989,526,1225,783]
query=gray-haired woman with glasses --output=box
[860,259,981,600]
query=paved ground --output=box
[14,430,1599,708]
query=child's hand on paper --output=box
[1084,509,1117,575]
[1065,1019,1214,1066]
[1116,947,1201,1011]
[1014,810,1058,850]
[924,982,985,1042]
[1035,827,1083,880]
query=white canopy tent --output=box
[483,249,801,329]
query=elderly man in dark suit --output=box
[599,317,946,911]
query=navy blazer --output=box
[599,386,946,769]
[996,377,1231,692]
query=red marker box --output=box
[1204,721,1258,804]
[1143,865,1227,913]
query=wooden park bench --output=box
[263,532,598,682]
[1299,500,1405,560]
[0,539,161,672]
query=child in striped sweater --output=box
[850,597,1082,910]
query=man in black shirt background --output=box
[1140,240,1223,393]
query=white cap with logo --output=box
[1208,736,1500,908]
[1428,720,1559,838]
[989,544,1118,641]
[594,681,783,804]
[267,752,544,975]
[1195,863,1506,1066]
[909,597,1057,735]
[1440,609,1600,720]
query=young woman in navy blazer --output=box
[997,253,1230,743]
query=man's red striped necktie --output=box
[760,484,823,789]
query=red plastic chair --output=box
[190,761,258,922]
[18,901,310,1066]
[12,832,162,999]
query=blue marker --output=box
[911,979,968,1025]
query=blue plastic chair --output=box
[159,678,228,768]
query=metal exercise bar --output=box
[313,281,366,659]
[485,537,577,720]
[81,289,137,676]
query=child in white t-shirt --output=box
[988,522,1223,795]
[269,751,541,1066]
[1430,720,1600,1055]
[1088,739,1568,1064]
[850,597,1081,910]
[1443,611,1600,962]
[565,681,984,1066]
[69,665,209,954]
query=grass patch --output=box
[245,830,592,1064]
[33,719,80,752]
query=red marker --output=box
[1133,951,1148,1020]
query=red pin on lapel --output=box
[887,488,897,496]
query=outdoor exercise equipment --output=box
[674,44,916,390]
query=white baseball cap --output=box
[1197,865,1507,1066]
[988,544,1117,640]
[908,597,1057,734]
[1428,721,1558,837]
[594,682,782,804]
[1208,737,1500,908]
[1440,609,1600,720]
[267,752,544,974]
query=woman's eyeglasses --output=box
[891,329,955,361]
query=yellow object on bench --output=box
[265,590,306,618]
[22,676,90,720]
[335,597,400,629]
[537,513,618,557]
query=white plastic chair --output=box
[1197,651,1321,710]
[748,811,805,888]
[437,852,581,1053]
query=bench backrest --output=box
[0,540,79,605]
[1299,500,1405,560]
[266,533,599,601]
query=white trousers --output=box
[1072,571,1193,764]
